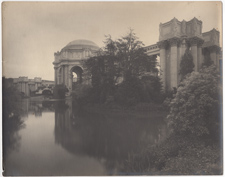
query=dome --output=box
[63,39,99,51]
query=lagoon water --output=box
[3,99,168,175]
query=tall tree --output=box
[116,29,157,80]
[179,49,195,81]
[82,29,159,104]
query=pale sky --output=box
[2,1,222,81]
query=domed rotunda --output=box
[53,39,100,94]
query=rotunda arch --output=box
[70,66,83,90]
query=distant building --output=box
[13,77,54,97]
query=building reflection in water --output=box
[18,99,55,117]
[54,99,168,174]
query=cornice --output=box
[168,38,180,47]
[157,40,168,49]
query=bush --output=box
[72,84,93,105]
[167,65,221,140]
[53,84,68,99]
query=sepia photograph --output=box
[2,1,223,176]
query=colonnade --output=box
[158,36,220,92]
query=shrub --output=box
[53,84,68,99]
[167,65,221,139]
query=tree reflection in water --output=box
[3,112,25,160]
[54,99,168,175]
[3,96,55,175]
[3,95,25,167]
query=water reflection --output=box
[54,99,168,174]
[4,98,168,175]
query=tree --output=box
[116,29,157,80]
[179,49,195,81]
[83,29,159,104]
[141,75,163,103]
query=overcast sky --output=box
[2,1,222,80]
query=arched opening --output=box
[71,66,83,91]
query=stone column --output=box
[216,52,220,69]
[54,67,58,85]
[197,47,203,71]
[197,40,204,71]
[64,65,68,88]
[190,38,198,72]
[57,68,61,84]
[26,82,30,97]
[209,46,217,66]
[169,38,179,89]
[68,70,73,94]
[157,41,167,91]
[62,66,65,85]
[22,82,26,93]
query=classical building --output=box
[13,77,54,97]
[53,17,221,94]
[145,17,221,92]
[53,39,100,94]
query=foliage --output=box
[71,84,93,106]
[82,30,160,105]
[123,133,222,175]
[2,77,25,159]
[179,49,194,81]
[141,75,163,103]
[115,29,157,79]
[53,84,69,99]
[167,65,221,138]
[163,142,222,175]
[114,76,143,106]
[3,77,21,117]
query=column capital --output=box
[189,37,204,46]
[157,40,168,49]
[168,38,180,47]
[208,45,221,53]
[197,39,204,47]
